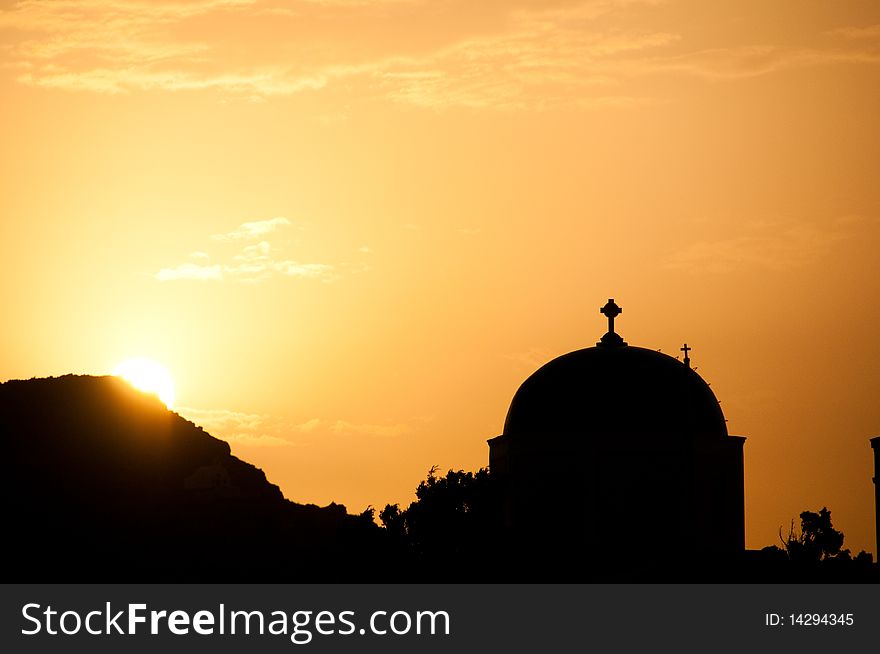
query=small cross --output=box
[597,298,626,346]
[600,299,622,334]
[681,343,691,368]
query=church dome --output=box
[503,300,728,441]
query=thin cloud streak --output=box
[330,420,409,438]
[155,216,337,283]
[212,217,290,241]
[155,260,336,282]
[155,262,222,281]
[177,406,292,447]
[663,218,863,274]
[828,24,880,40]
[177,407,411,447]
[380,26,681,109]
[626,45,880,80]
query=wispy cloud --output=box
[290,417,410,437]
[154,216,337,282]
[212,216,291,241]
[828,24,880,40]
[177,406,292,447]
[13,67,328,96]
[269,261,336,280]
[505,346,556,371]
[379,19,680,109]
[178,407,411,446]
[663,216,868,274]
[626,45,880,80]
[329,420,409,438]
[0,0,341,95]
[3,1,879,107]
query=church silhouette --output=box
[488,299,745,578]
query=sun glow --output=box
[113,358,176,408]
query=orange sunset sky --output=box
[2,0,879,555]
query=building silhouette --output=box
[488,299,745,576]
[872,436,880,560]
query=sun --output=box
[113,358,175,408]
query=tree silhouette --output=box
[754,506,877,581]
[379,466,502,577]
[781,507,844,563]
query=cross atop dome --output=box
[597,298,627,347]
[681,343,691,368]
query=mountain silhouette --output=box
[1,375,380,582]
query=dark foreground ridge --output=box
[0,375,380,582]
[2,375,877,582]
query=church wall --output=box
[724,436,746,552]
[489,431,746,574]
[687,435,746,558]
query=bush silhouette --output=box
[379,466,502,577]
